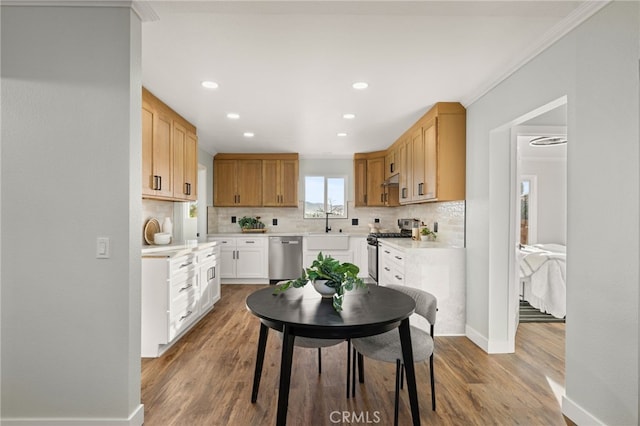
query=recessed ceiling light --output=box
[243,132,254,138]
[343,113,356,119]
[337,132,348,137]
[201,81,219,89]
[352,82,368,90]
[226,113,240,119]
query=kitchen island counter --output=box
[142,241,217,258]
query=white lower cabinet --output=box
[198,244,221,313]
[376,240,466,335]
[378,242,405,286]
[210,236,268,283]
[141,243,221,358]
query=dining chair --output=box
[351,284,437,425]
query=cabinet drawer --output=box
[237,237,266,247]
[169,287,198,340]
[198,246,218,262]
[170,253,197,274]
[212,238,235,247]
[170,271,198,300]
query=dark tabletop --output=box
[246,284,416,339]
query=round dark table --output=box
[246,284,421,426]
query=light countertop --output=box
[142,241,217,258]
[207,232,369,238]
[377,238,464,250]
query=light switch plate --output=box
[96,237,110,259]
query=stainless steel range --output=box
[367,219,418,282]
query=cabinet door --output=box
[153,111,174,198]
[423,118,437,200]
[236,247,267,278]
[262,159,279,206]
[219,245,236,278]
[354,159,367,206]
[172,122,186,199]
[213,160,238,206]
[385,148,397,180]
[398,137,411,203]
[184,131,198,201]
[366,157,386,206]
[411,126,425,201]
[236,160,263,206]
[279,159,298,206]
[142,104,155,197]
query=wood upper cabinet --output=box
[262,158,298,207]
[354,152,392,207]
[354,158,368,207]
[411,118,437,202]
[142,97,173,199]
[214,158,263,206]
[356,102,465,206]
[398,136,411,202]
[403,102,466,204]
[173,121,198,201]
[142,88,198,201]
[184,131,198,201]
[384,148,397,180]
[367,156,386,207]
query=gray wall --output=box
[1,5,143,423]
[466,2,638,424]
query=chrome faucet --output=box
[325,212,332,233]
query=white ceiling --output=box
[141,1,588,159]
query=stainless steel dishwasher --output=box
[269,236,303,284]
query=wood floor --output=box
[142,285,567,425]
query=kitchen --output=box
[2,2,638,426]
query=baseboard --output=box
[562,395,605,426]
[465,324,490,352]
[2,404,144,426]
[465,324,514,354]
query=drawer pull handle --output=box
[394,275,403,280]
[394,256,403,260]
[179,261,193,268]
[384,267,390,271]
[384,250,390,254]
[179,310,193,321]
[179,283,193,293]
[206,253,215,258]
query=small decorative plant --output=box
[421,226,436,240]
[238,216,265,229]
[274,252,366,312]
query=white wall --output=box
[1,5,143,424]
[466,2,638,425]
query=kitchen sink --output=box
[305,234,350,250]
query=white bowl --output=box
[154,232,171,245]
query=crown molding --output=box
[461,0,611,108]
[0,1,159,22]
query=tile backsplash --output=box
[208,200,465,247]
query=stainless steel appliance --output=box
[366,219,417,282]
[269,236,303,283]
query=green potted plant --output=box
[238,216,265,231]
[274,252,366,312]
[420,226,437,241]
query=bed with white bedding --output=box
[518,243,566,319]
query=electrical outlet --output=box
[374,218,380,223]
[351,218,359,226]
[231,216,236,223]
[272,218,278,226]
[433,222,438,232]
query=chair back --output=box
[386,284,437,325]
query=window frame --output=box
[303,175,348,219]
